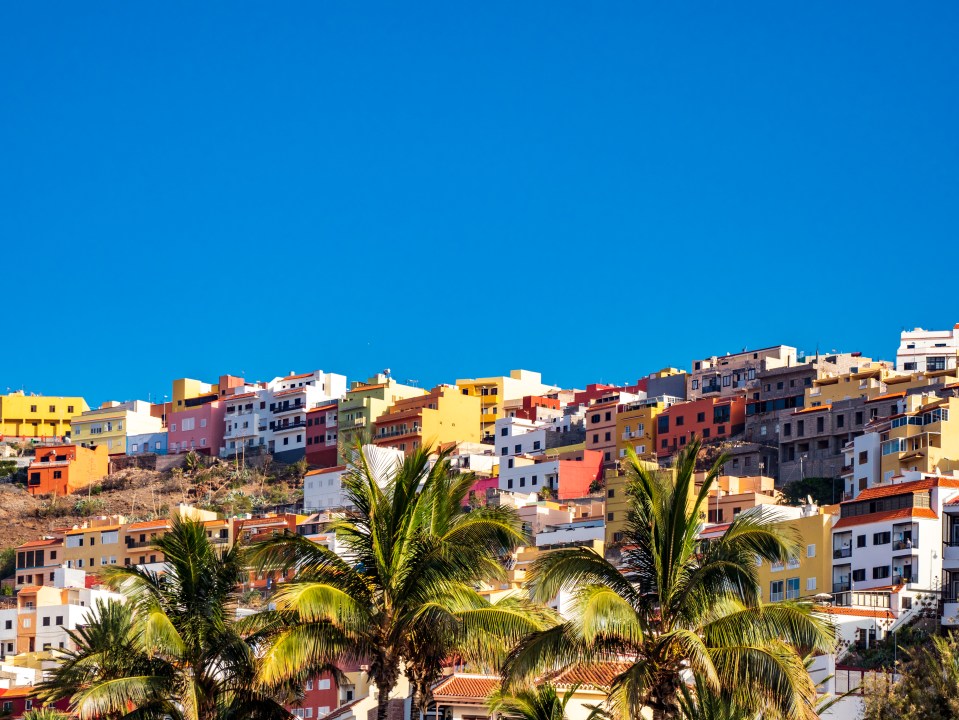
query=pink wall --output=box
[557,449,603,499]
[168,401,226,455]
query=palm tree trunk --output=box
[376,677,395,720]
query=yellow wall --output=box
[337,377,425,459]
[880,396,959,478]
[421,386,482,447]
[63,522,125,572]
[615,402,666,464]
[71,402,162,454]
[172,378,217,411]
[755,510,835,601]
[456,370,550,435]
[0,392,89,438]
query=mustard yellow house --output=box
[455,369,555,440]
[0,391,89,440]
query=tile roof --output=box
[273,388,307,398]
[308,403,338,413]
[280,372,316,381]
[431,674,500,701]
[834,507,938,529]
[305,466,346,476]
[126,520,171,531]
[17,538,62,548]
[793,404,832,415]
[225,392,257,402]
[347,383,387,393]
[323,697,364,720]
[847,477,959,502]
[867,391,907,403]
[546,662,632,689]
[818,606,896,619]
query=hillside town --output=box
[1,325,958,717]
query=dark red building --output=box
[306,403,339,468]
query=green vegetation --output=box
[780,476,843,506]
[39,517,292,720]
[503,439,835,720]
[489,683,580,720]
[248,444,548,720]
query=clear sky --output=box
[2,2,957,405]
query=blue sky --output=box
[2,3,957,405]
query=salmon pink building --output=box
[656,396,746,458]
[168,398,226,455]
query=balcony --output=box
[272,403,305,416]
[892,539,916,551]
[893,574,915,585]
[272,421,306,434]
[377,426,421,439]
[833,547,852,559]
[833,581,851,593]
[125,540,155,549]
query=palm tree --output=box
[503,438,835,720]
[488,682,580,720]
[248,444,548,720]
[21,709,71,720]
[39,517,293,720]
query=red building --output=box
[510,395,561,421]
[656,397,746,458]
[0,686,70,717]
[574,380,649,406]
[306,403,338,468]
[286,671,340,719]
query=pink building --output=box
[168,399,226,456]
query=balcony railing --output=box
[833,581,851,593]
[893,574,915,585]
[272,421,306,433]
[833,547,853,559]
[892,540,916,551]
[272,403,305,415]
[377,426,421,439]
[126,540,155,549]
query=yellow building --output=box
[615,398,675,465]
[62,516,126,573]
[337,374,426,459]
[172,378,218,410]
[0,391,89,440]
[372,384,481,455]
[879,395,959,478]
[71,400,163,455]
[751,505,836,602]
[455,369,555,440]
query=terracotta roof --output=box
[324,698,364,720]
[305,466,346,476]
[273,388,307,398]
[347,383,387,394]
[17,538,62,549]
[834,507,938,529]
[280,372,316,381]
[126,520,171,531]
[308,403,338,413]
[847,477,959,502]
[431,674,500,701]
[225,392,257,402]
[547,662,631,689]
[0,686,37,698]
[793,404,832,415]
[867,391,907,403]
[16,585,43,593]
[67,525,121,535]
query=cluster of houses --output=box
[3,324,959,716]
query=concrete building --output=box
[127,430,168,455]
[687,345,797,401]
[497,448,602,500]
[337,374,425,458]
[373,385,481,455]
[71,400,163,455]
[306,403,339,468]
[26,444,108,496]
[269,370,348,463]
[455,370,556,440]
[656,396,746,459]
[168,399,226,455]
[615,395,683,466]
[303,445,404,511]
[897,326,959,373]
[14,538,63,590]
[0,391,88,441]
[584,390,645,469]
[62,516,126,574]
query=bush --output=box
[74,497,105,517]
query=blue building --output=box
[127,430,168,455]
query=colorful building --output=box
[168,399,227,455]
[584,390,644,469]
[373,385,481,455]
[0,391,88,440]
[14,538,63,589]
[615,395,682,466]
[455,369,556,440]
[337,375,426,457]
[71,400,164,455]
[687,346,797,400]
[62,516,126,574]
[26,444,108,496]
[306,403,338,467]
[127,430,168,455]
[656,396,746,458]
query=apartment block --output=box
[456,369,556,440]
[127,430,168,455]
[615,395,683,466]
[63,516,126,573]
[687,346,797,401]
[0,392,88,440]
[168,399,226,455]
[656,396,746,459]
[306,403,339,468]
[897,325,959,373]
[373,385,481,455]
[584,390,644,469]
[71,400,163,455]
[14,538,63,589]
[337,375,426,458]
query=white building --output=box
[303,444,403,511]
[220,370,347,461]
[896,326,959,373]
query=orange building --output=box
[26,444,108,496]
[372,384,481,455]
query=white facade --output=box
[535,520,604,548]
[498,455,556,494]
[843,431,882,500]
[896,326,959,373]
[303,445,403,511]
[495,417,547,459]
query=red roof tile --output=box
[547,663,631,689]
[305,466,346,476]
[847,477,959,502]
[867,391,907,403]
[16,538,62,549]
[834,507,938,529]
[308,403,338,413]
[793,404,832,415]
[819,606,896,619]
[431,675,500,701]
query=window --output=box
[607,512,614,521]
[837,415,845,428]
[783,422,791,437]
[853,568,866,582]
[507,479,513,489]
[514,444,521,454]
[605,411,611,421]
[501,446,508,456]
[797,420,804,436]
[501,427,508,436]
[604,432,611,441]
[607,488,615,498]
[873,565,890,579]
[53,470,62,479]
[691,380,699,389]
[806,577,817,591]
[786,577,800,600]
[592,434,599,443]
[318,678,331,690]
[770,580,784,602]
[696,412,705,422]
[533,440,541,450]
[56,615,63,625]
[873,532,891,545]
[857,535,866,548]
[817,417,825,433]
[675,416,685,427]
[807,544,816,558]
[3,620,9,629]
